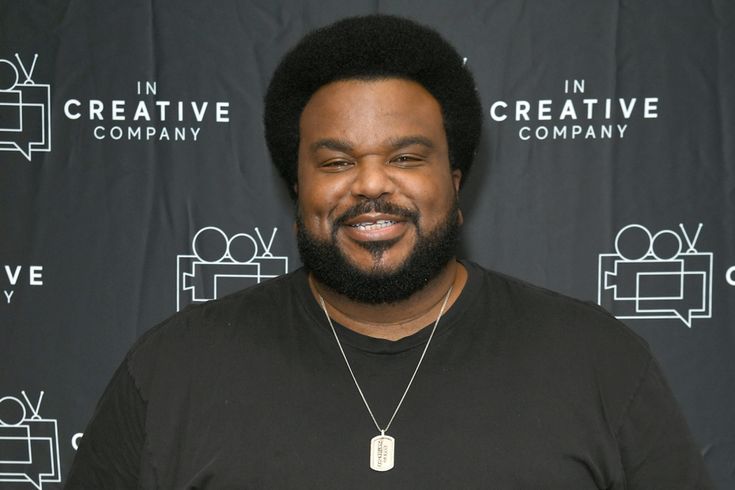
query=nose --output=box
[350,159,396,199]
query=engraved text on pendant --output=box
[370,434,395,471]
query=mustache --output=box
[334,199,419,227]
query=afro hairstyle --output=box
[264,14,483,199]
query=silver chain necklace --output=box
[317,286,453,472]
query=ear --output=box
[451,169,463,225]
[451,169,462,194]
[293,181,299,195]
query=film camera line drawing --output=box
[598,223,712,328]
[0,54,51,161]
[0,392,61,489]
[177,226,289,311]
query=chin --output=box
[296,201,460,304]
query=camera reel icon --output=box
[0,392,60,489]
[597,224,712,327]
[176,226,289,311]
[0,54,51,161]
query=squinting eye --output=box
[391,155,422,166]
[321,160,352,169]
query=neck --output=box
[309,259,467,341]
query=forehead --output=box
[299,78,447,151]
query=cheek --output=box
[405,176,456,215]
[296,189,338,235]
[298,173,353,217]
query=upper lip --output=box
[342,213,406,226]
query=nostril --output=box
[351,163,394,198]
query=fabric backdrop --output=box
[1,1,733,488]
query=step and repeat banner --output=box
[1,1,733,488]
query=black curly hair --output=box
[264,14,483,199]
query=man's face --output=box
[296,78,462,303]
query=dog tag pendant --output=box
[370,432,395,471]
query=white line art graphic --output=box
[0,54,51,161]
[0,391,61,489]
[597,223,712,327]
[176,226,289,311]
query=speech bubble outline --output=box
[0,419,60,489]
[633,270,708,328]
[598,252,712,327]
[0,83,51,161]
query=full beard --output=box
[296,199,460,304]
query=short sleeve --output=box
[64,357,146,489]
[616,357,714,489]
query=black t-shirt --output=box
[65,262,713,489]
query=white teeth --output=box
[352,220,396,230]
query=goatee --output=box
[296,199,460,304]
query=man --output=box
[66,15,712,488]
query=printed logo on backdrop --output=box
[176,226,289,311]
[2,265,43,305]
[490,79,659,141]
[64,81,229,142]
[598,223,712,328]
[0,392,60,489]
[0,54,51,161]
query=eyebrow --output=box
[309,138,353,154]
[309,135,435,153]
[386,136,435,151]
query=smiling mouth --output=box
[350,219,397,230]
[340,214,409,244]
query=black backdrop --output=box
[1,1,733,488]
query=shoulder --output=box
[124,269,308,388]
[464,260,653,381]
[466,261,658,427]
[139,268,304,337]
[472,261,648,348]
